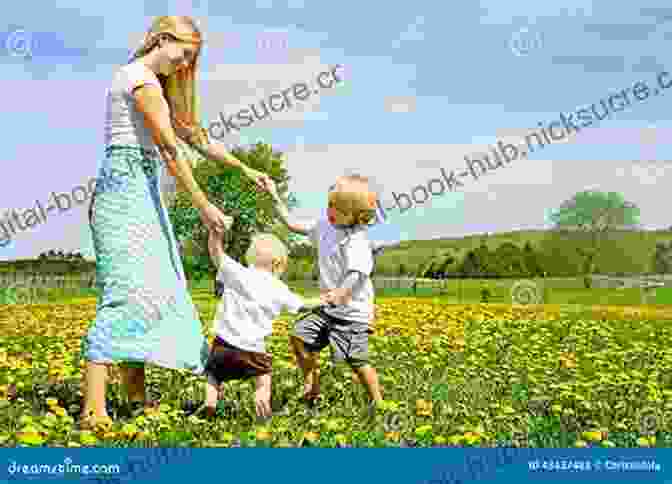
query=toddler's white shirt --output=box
[214,255,305,353]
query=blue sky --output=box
[2,1,672,261]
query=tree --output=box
[458,250,481,277]
[547,190,640,287]
[168,142,296,280]
[522,241,543,277]
[491,242,526,277]
[653,242,672,274]
[474,242,494,276]
[434,252,457,278]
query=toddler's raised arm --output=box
[263,181,315,236]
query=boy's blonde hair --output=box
[329,174,378,226]
[245,233,289,274]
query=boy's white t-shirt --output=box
[307,218,375,324]
[214,256,305,353]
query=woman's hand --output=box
[171,115,200,144]
[244,168,274,192]
[199,202,231,234]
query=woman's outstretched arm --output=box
[171,117,272,190]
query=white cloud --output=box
[384,96,417,113]
[200,51,344,141]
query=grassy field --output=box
[1,283,671,448]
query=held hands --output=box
[200,202,233,234]
[245,168,274,193]
[320,287,353,306]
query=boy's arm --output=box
[208,230,245,280]
[371,240,403,257]
[283,291,324,314]
[208,231,226,270]
[265,184,314,236]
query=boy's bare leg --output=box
[81,362,109,422]
[255,373,272,419]
[204,374,219,418]
[353,365,383,402]
[290,336,320,400]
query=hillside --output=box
[373,228,672,276]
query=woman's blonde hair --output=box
[245,233,289,274]
[129,16,209,161]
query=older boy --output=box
[264,175,384,413]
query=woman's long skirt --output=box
[81,145,208,373]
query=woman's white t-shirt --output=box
[105,62,162,151]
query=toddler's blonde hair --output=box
[245,233,289,274]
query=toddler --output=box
[195,227,321,421]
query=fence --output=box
[1,270,671,306]
[0,270,97,304]
[287,273,672,306]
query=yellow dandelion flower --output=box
[16,426,46,446]
[53,407,67,417]
[448,435,463,445]
[79,431,97,446]
[581,431,603,442]
[416,400,433,417]
[335,434,348,446]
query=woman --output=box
[81,16,273,427]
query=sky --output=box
[2,1,672,261]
